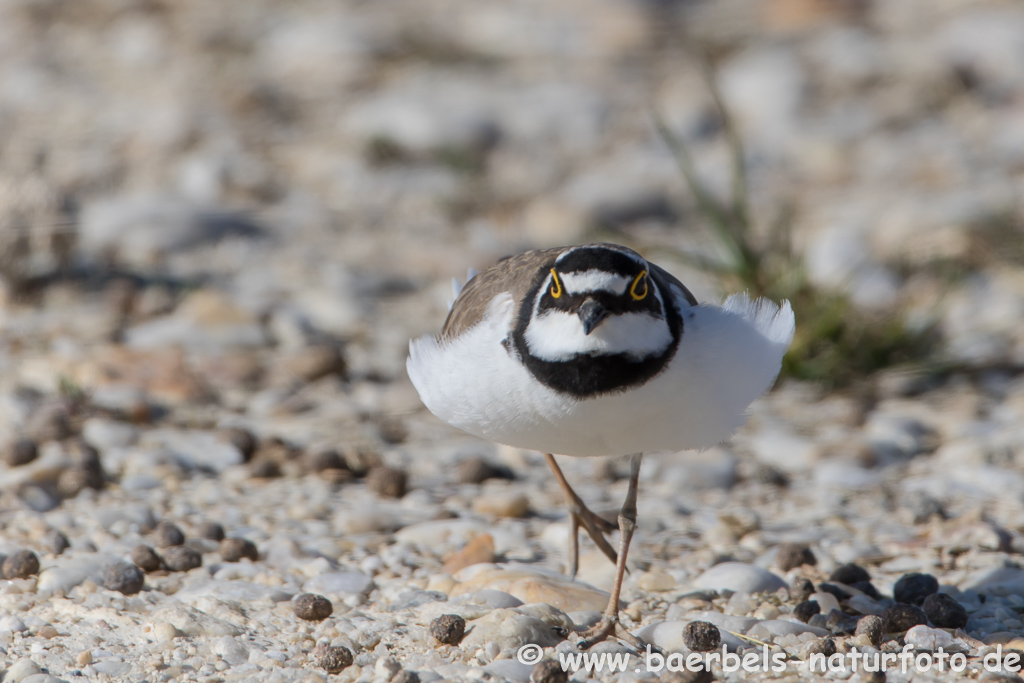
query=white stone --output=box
[904,625,956,651]
[692,562,787,594]
[461,608,561,651]
[4,659,42,683]
[303,571,375,597]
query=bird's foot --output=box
[575,617,659,656]
[568,500,618,570]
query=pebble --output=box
[6,438,38,467]
[103,562,145,595]
[923,592,969,628]
[442,533,495,574]
[450,564,610,612]
[473,491,530,518]
[904,624,957,650]
[829,563,871,585]
[790,577,815,602]
[303,570,374,596]
[806,636,837,658]
[855,614,884,646]
[429,614,466,645]
[809,591,841,615]
[220,537,259,562]
[893,572,939,605]
[692,562,787,594]
[531,659,567,683]
[220,427,258,462]
[792,600,820,622]
[153,520,186,547]
[162,546,201,572]
[393,671,421,683]
[457,457,515,484]
[198,521,226,542]
[775,542,816,571]
[882,603,927,632]
[682,621,721,651]
[43,530,69,556]
[3,550,40,579]
[368,466,408,498]
[293,593,333,621]
[130,545,163,572]
[4,659,42,683]
[317,645,354,673]
[461,608,561,650]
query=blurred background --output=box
[0,0,1022,677]
[2,0,1023,394]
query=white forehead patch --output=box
[525,311,672,362]
[559,270,631,296]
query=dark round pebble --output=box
[294,593,333,621]
[882,603,927,633]
[775,542,817,572]
[922,592,968,629]
[377,417,408,445]
[221,427,258,462]
[153,521,186,548]
[306,449,349,473]
[220,537,259,562]
[130,545,164,573]
[198,521,225,542]
[162,546,201,572]
[457,457,514,484]
[44,529,70,556]
[819,583,851,600]
[850,580,882,600]
[2,550,39,579]
[368,465,408,499]
[430,614,466,645]
[807,636,837,658]
[830,563,870,585]
[792,600,821,623]
[855,614,884,647]
[531,659,568,683]
[393,672,421,683]
[893,572,939,606]
[790,576,815,602]
[6,438,38,467]
[249,459,282,478]
[682,620,721,652]
[318,645,353,673]
[103,561,145,595]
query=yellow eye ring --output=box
[630,270,648,301]
[549,269,563,298]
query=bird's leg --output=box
[544,453,618,578]
[576,454,650,654]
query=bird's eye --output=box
[549,269,563,298]
[630,270,648,301]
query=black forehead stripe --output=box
[554,246,646,274]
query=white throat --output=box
[524,310,672,362]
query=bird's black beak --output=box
[578,299,608,336]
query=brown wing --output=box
[441,247,568,340]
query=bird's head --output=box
[522,244,673,362]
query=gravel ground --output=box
[1,1,1024,681]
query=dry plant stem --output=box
[576,454,654,654]
[544,453,618,578]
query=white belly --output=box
[407,293,793,457]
